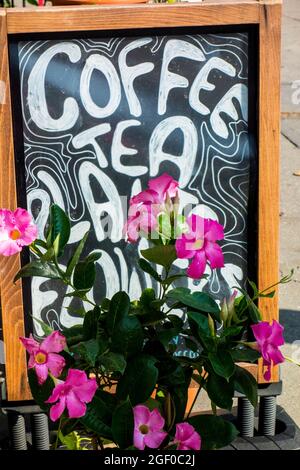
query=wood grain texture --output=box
[257,1,282,383]
[6,2,261,34]
[0,10,31,401]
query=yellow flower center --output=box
[35,352,47,364]
[10,229,21,240]
[139,424,149,435]
[191,239,204,250]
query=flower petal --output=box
[148,408,165,432]
[175,422,194,441]
[0,239,22,256]
[41,331,66,353]
[175,236,196,259]
[66,390,87,418]
[47,353,66,378]
[35,363,49,384]
[133,405,151,427]
[251,322,272,345]
[19,334,39,355]
[144,430,167,449]
[130,189,159,205]
[148,173,178,200]
[186,214,204,239]
[133,429,146,450]
[204,218,224,242]
[46,382,66,404]
[204,241,224,269]
[73,378,98,403]
[268,320,285,347]
[187,250,207,279]
[66,369,88,387]
[49,397,66,422]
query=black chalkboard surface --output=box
[10,27,257,342]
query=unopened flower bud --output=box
[208,314,215,336]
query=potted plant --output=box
[0,173,287,450]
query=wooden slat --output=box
[257,1,282,383]
[6,2,261,34]
[0,10,31,401]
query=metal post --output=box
[259,396,277,436]
[30,413,50,450]
[7,411,28,450]
[237,397,255,437]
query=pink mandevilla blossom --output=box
[175,214,224,279]
[174,423,201,450]
[125,174,178,242]
[133,405,168,450]
[0,208,37,256]
[46,369,98,421]
[20,331,66,385]
[251,320,285,381]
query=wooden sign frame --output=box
[0,0,281,401]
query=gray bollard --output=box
[237,397,255,437]
[7,411,28,450]
[31,413,50,450]
[259,396,277,436]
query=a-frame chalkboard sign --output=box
[0,1,281,401]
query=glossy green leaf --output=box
[14,260,61,283]
[111,315,143,358]
[117,354,158,405]
[208,350,235,380]
[206,371,234,410]
[49,204,70,254]
[230,347,260,363]
[99,352,126,374]
[233,365,258,407]
[73,261,96,292]
[28,369,54,411]
[138,259,161,282]
[106,291,130,335]
[66,231,89,277]
[112,399,134,449]
[167,288,220,318]
[188,415,238,450]
[141,245,177,270]
[83,306,101,340]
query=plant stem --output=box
[185,373,208,420]
[284,355,300,366]
[54,416,63,450]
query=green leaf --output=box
[206,371,234,410]
[247,301,262,323]
[49,204,71,254]
[76,339,99,366]
[73,261,96,292]
[99,352,126,374]
[117,354,158,405]
[58,431,80,450]
[14,260,61,283]
[208,350,235,380]
[161,273,186,288]
[187,311,215,350]
[85,251,102,263]
[167,288,220,318]
[106,291,130,335]
[66,231,89,277]
[83,306,101,340]
[111,315,143,358]
[168,314,184,329]
[63,325,84,346]
[221,326,243,338]
[28,369,54,411]
[138,259,161,282]
[80,400,113,440]
[230,347,260,363]
[112,398,134,449]
[33,317,54,336]
[233,365,258,407]
[141,245,177,270]
[188,415,238,450]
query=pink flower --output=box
[175,215,224,279]
[46,369,98,421]
[251,320,285,381]
[174,423,201,450]
[133,405,167,450]
[125,174,178,243]
[124,202,160,243]
[20,331,66,385]
[0,208,37,256]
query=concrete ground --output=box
[194,0,300,425]
[277,0,300,428]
